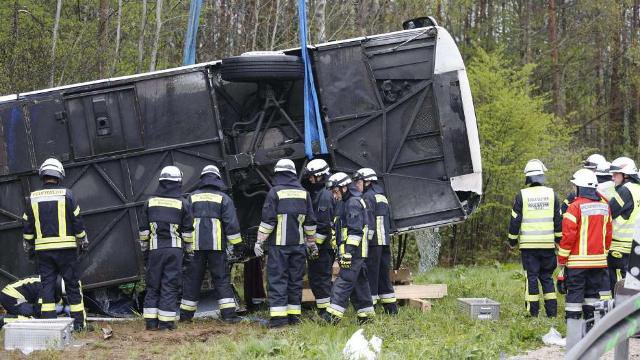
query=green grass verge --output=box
[172,263,564,360]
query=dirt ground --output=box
[0,319,251,360]
[511,339,640,360]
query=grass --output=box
[172,263,563,360]
[1,263,564,359]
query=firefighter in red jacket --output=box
[558,169,612,351]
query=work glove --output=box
[557,266,566,295]
[254,241,265,257]
[77,236,89,255]
[183,242,194,265]
[339,252,352,269]
[306,241,319,260]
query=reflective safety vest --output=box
[611,182,640,254]
[519,186,556,249]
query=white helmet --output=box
[523,159,547,177]
[583,154,607,170]
[305,159,330,177]
[570,169,598,188]
[328,172,352,188]
[159,165,183,182]
[609,157,638,175]
[39,158,65,180]
[274,159,296,174]
[355,168,378,181]
[595,161,611,177]
[201,165,221,178]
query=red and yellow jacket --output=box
[558,196,612,268]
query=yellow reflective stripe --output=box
[346,235,361,246]
[375,194,388,204]
[525,294,539,301]
[276,214,284,245]
[2,288,25,300]
[326,307,343,318]
[73,206,81,216]
[191,193,223,203]
[158,314,176,322]
[381,297,396,304]
[276,189,307,200]
[32,189,66,197]
[614,193,624,207]
[563,213,577,223]
[216,219,222,250]
[75,231,86,239]
[41,303,56,312]
[519,243,556,249]
[554,232,562,237]
[70,304,84,312]
[508,233,518,240]
[566,260,608,267]
[32,202,42,239]
[557,247,571,257]
[270,310,287,317]
[287,309,301,315]
[22,213,28,220]
[23,234,35,240]
[228,235,242,245]
[543,292,557,300]
[58,198,67,237]
[149,197,182,209]
[180,303,197,311]
[511,210,518,218]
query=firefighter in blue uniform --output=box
[139,166,194,331]
[22,158,89,331]
[0,276,67,327]
[303,159,336,315]
[356,168,398,315]
[322,172,375,325]
[180,165,243,324]
[254,159,318,328]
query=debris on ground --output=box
[342,328,382,360]
[542,327,565,347]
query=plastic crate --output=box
[3,318,74,352]
[457,298,500,320]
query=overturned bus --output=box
[0,18,482,294]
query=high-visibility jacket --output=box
[307,183,336,249]
[508,185,562,249]
[1,276,41,303]
[23,184,86,251]
[363,184,391,246]
[188,185,242,251]
[597,181,616,202]
[139,192,194,250]
[339,185,369,258]
[558,196,612,268]
[258,173,316,246]
[609,181,640,254]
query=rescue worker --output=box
[22,158,89,331]
[561,154,607,214]
[508,159,562,317]
[322,172,375,325]
[558,169,612,350]
[180,165,243,324]
[254,159,317,328]
[303,159,336,315]
[356,168,398,315]
[0,276,66,327]
[595,161,616,202]
[607,156,640,292]
[139,165,194,331]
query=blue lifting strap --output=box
[183,0,203,66]
[297,0,328,158]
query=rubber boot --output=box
[222,314,242,324]
[357,316,373,325]
[179,309,194,322]
[320,311,340,325]
[288,314,301,326]
[145,319,159,331]
[158,320,177,331]
[268,316,289,329]
[383,302,399,315]
[566,318,585,352]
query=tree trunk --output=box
[315,0,326,43]
[98,0,110,77]
[270,0,281,50]
[50,0,63,87]
[137,0,148,73]
[610,7,624,151]
[111,0,123,76]
[251,0,261,50]
[547,0,563,117]
[149,0,164,72]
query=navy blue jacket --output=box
[188,174,242,251]
[341,184,368,258]
[306,181,336,249]
[139,181,194,250]
[258,172,317,246]
[363,184,391,246]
